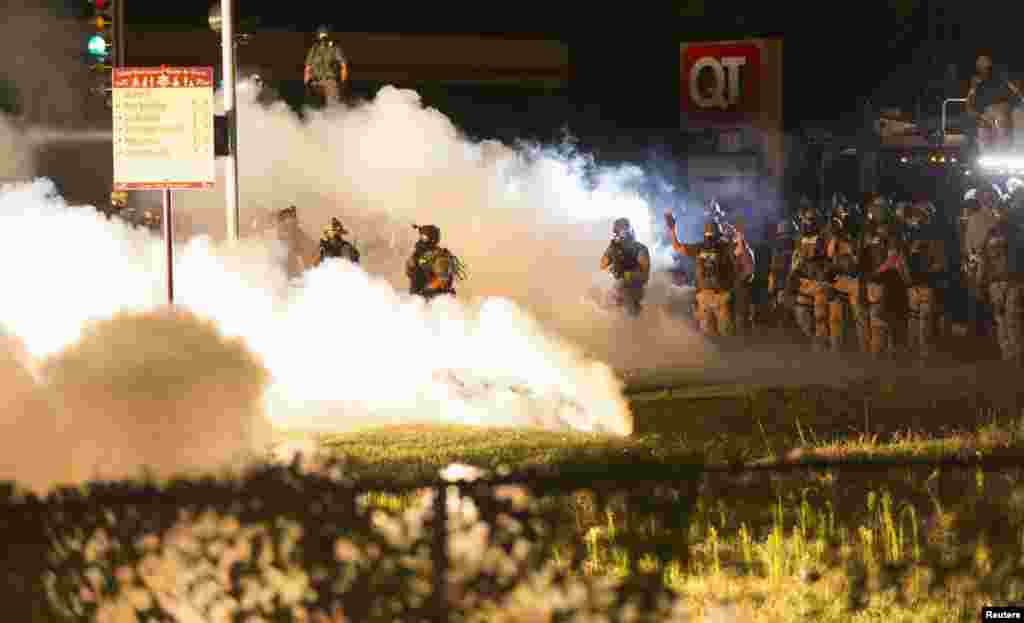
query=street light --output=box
[209,1,240,243]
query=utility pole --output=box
[115,0,125,68]
[209,1,240,243]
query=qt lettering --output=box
[690,56,747,110]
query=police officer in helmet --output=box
[304,25,348,104]
[599,217,651,317]
[319,217,360,264]
[407,224,466,300]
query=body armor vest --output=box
[321,238,359,263]
[696,244,726,291]
[831,235,859,276]
[984,224,1012,282]
[798,234,828,281]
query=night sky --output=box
[59,1,1014,132]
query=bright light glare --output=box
[978,155,1024,172]
[87,35,107,56]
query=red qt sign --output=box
[681,43,761,121]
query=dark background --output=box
[33,1,1015,209]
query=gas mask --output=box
[799,214,817,236]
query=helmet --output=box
[110,191,127,207]
[612,217,634,241]
[417,224,440,245]
[316,25,330,40]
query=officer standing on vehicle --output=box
[304,25,348,104]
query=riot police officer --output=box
[406,224,465,300]
[304,25,348,104]
[319,217,360,264]
[665,211,736,336]
[599,217,651,317]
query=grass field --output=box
[293,363,1024,621]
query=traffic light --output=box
[84,0,115,68]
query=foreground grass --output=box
[313,377,1024,484]
[303,374,1024,621]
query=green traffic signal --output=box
[87,34,108,57]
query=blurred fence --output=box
[2,453,1023,622]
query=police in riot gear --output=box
[967,55,1022,154]
[825,201,865,353]
[859,199,909,358]
[903,202,948,361]
[786,206,831,351]
[665,211,736,336]
[304,25,348,104]
[599,217,651,317]
[406,224,466,300]
[767,218,798,329]
[319,217,360,264]
[258,205,320,279]
[977,199,1024,365]
[731,220,756,335]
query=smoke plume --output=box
[0,304,271,494]
[170,85,715,373]
[0,82,744,490]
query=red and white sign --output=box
[681,43,761,122]
[112,67,215,191]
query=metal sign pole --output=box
[163,188,174,305]
[221,0,240,243]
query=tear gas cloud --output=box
[173,85,715,369]
[0,303,271,495]
[0,82,741,491]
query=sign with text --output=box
[680,39,784,178]
[681,43,761,122]
[112,67,215,190]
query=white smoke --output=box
[173,84,713,371]
[0,84,735,490]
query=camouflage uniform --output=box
[304,28,348,103]
[767,219,797,329]
[825,205,865,353]
[786,208,831,351]
[319,218,360,264]
[859,212,909,358]
[665,213,735,336]
[407,225,463,300]
[978,207,1024,365]
[600,218,651,317]
[731,224,756,335]
[964,189,1001,337]
[904,203,948,360]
